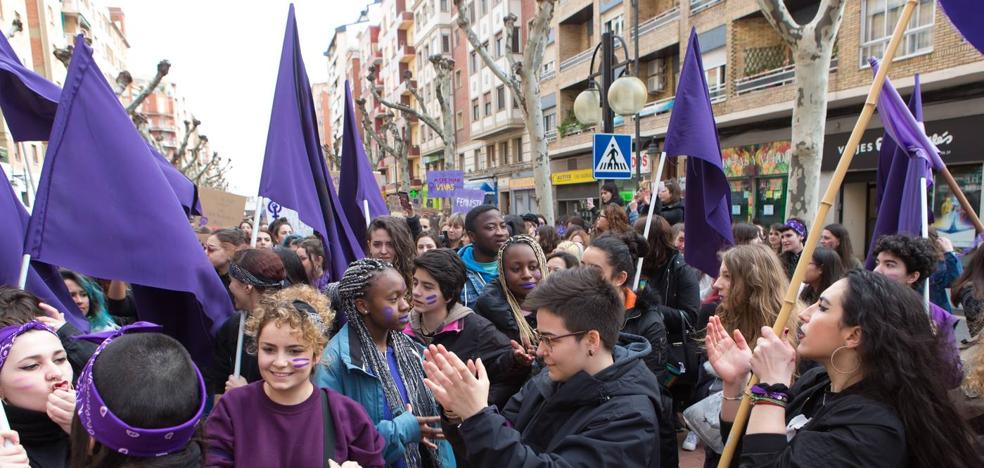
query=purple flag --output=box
[148,144,203,216]
[868,58,942,171]
[338,80,387,246]
[939,0,984,55]
[23,35,233,365]
[0,30,61,141]
[865,66,934,268]
[0,165,88,331]
[664,28,734,277]
[258,5,364,281]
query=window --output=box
[495,33,504,57]
[441,33,450,53]
[543,112,557,132]
[605,15,624,37]
[468,1,476,23]
[496,85,506,110]
[511,27,520,53]
[459,153,466,171]
[542,60,555,77]
[456,111,463,130]
[514,137,523,162]
[484,92,492,116]
[480,0,487,15]
[486,145,495,167]
[441,0,450,12]
[500,141,510,164]
[470,51,478,74]
[861,0,935,65]
[472,98,480,120]
[475,149,484,169]
[703,47,727,103]
[455,70,462,89]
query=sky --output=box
[114,0,371,195]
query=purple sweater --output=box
[205,381,385,468]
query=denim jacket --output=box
[315,324,456,467]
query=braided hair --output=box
[496,235,549,348]
[336,258,443,468]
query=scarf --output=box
[409,303,473,344]
[459,244,499,283]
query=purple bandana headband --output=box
[0,321,57,370]
[75,322,206,457]
[784,219,807,238]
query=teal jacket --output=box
[315,324,456,467]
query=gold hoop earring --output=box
[830,346,860,374]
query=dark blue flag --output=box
[664,28,734,277]
[258,5,365,281]
[339,80,387,246]
[0,30,61,141]
[939,0,984,55]
[23,35,234,365]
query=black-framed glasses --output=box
[537,331,587,350]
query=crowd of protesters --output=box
[1,179,983,468]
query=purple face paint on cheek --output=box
[383,306,395,319]
[425,294,439,305]
[291,358,311,369]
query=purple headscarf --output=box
[75,322,205,457]
[0,321,57,371]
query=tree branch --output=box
[809,0,847,44]
[502,13,519,77]
[125,60,171,114]
[519,0,556,111]
[755,0,802,47]
[366,64,445,137]
[181,137,207,174]
[193,152,220,183]
[453,0,522,97]
[356,97,399,161]
[431,55,455,141]
[172,118,201,165]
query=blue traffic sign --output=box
[593,133,633,180]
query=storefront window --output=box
[722,141,791,224]
[932,163,982,248]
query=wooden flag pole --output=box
[717,1,918,466]
[938,165,984,233]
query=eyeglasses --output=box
[537,331,587,350]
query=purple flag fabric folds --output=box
[0,31,61,141]
[0,165,88,331]
[939,0,984,55]
[258,5,364,281]
[339,80,387,246]
[149,144,203,216]
[23,35,233,365]
[664,28,734,277]
[865,65,936,269]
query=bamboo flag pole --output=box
[717,1,919,466]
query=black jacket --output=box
[721,367,906,467]
[204,313,261,395]
[406,309,529,408]
[655,199,685,226]
[643,250,700,337]
[456,334,662,467]
[474,279,536,345]
[621,287,668,376]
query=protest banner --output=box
[427,170,464,197]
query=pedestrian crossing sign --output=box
[593,133,633,180]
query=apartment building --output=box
[62,0,129,82]
[543,0,984,253]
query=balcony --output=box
[708,82,726,104]
[638,96,675,118]
[560,48,593,73]
[398,11,413,30]
[398,43,415,63]
[690,0,724,15]
[634,7,680,38]
[735,56,838,95]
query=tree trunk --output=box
[786,45,834,221]
[524,78,554,224]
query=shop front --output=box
[722,140,791,227]
[509,175,536,215]
[552,168,597,219]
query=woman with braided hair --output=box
[474,235,548,356]
[316,259,456,468]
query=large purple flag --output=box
[664,28,734,277]
[258,5,364,281]
[0,30,61,141]
[939,0,984,55]
[0,165,88,331]
[865,64,937,268]
[23,35,233,365]
[338,80,387,246]
[0,32,201,216]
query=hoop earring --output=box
[830,346,860,374]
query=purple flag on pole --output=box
[258,5,364,281]
[23,35,233,365]
[865,64,936,268]
[338,80,387,246]
[148,143,203,216]
[0,30,61,141]
[0,165,88,331]
[939,0,984,55]
[664,28,734,277]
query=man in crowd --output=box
[458,205,509,308]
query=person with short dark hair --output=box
[654,180,685,225]
[800,247,845,306]
[545,251,578,273]
[71,330,206,467]
[407,249,529,409]
[521,213,539,236]
[733,223,763,245]
[778,218,808,279]
[416,232,440,257]
[271,245,309,286]
[421,267,662,468]
[873,234,962,388]
[458,205,509,308]
[0,287,97,377]
[267,217,293,246]
[206,228,248,293]
[535,225,560,254]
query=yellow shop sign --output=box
[551,169,596,185]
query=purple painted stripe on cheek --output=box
[383,306,395,320]
[425,294,439,305]
[291,358,311,369]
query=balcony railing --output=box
[708,82,726,104]
[735,56,838,95]
[639,96,675,117]
[690,0,723,15]
[633,7,680,37]
[541,69,556,81]
[545,129,558,142]
[560,48,593,72]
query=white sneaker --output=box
[682,431,698,451]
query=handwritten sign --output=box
[198,187,248,229]
[427,170,464,197]
[452,189,486,214]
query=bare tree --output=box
[125,60,171,115]
[357,98,412,192]
[757,0,846,221]
[172,118,202,165]
[365,58,456,170]
[454,0,556,223]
